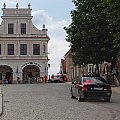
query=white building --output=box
[0,3,50,83]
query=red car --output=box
[71,77,112,102]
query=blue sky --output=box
[0,0,75,75]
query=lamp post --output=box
[16,66,20,83]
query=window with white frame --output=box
[88,64,93,73]
[33,44,40,55]
[20,44,27,55]
[8,23,14,34]
[8,44,14,55]
[21,23,26,34]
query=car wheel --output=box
[78,95,84,102]
[104,98,110,102]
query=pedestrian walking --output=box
[17,77,20,84]
[44,75,47,83]
[2,75,8,85]
[28,77,31,84]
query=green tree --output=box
[64,0,119,67]
[102,0,120,54]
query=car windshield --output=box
[55,75,63,79]
[82,77,108,84]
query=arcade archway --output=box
[22,65,40,83]
[0,65,13,84]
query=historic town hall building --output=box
[0,3,50,83]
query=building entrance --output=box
[22,65,40,83]
[0,65,13,84]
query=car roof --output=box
[81,76,106,81]
[81,76,102,78]
[81,76,96,78]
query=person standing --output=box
[2,75,8,85]
[51,74,54,83]
[44,75,47,83]
[17,77,20,84]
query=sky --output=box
[0,0,75,75]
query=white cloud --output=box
[48,36,70,75]
[0,0,19,6]
[32,10,70,33]
[32,10,70,75]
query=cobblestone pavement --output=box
[0,83,120,120]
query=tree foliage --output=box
[64,0,119,66]
[102,0,120,51]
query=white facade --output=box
[0,4,50,83]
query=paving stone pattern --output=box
[0,84,119,120]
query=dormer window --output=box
[8,23,14,34]
[21,23,26,34]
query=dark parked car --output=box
[71,77,112,102]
